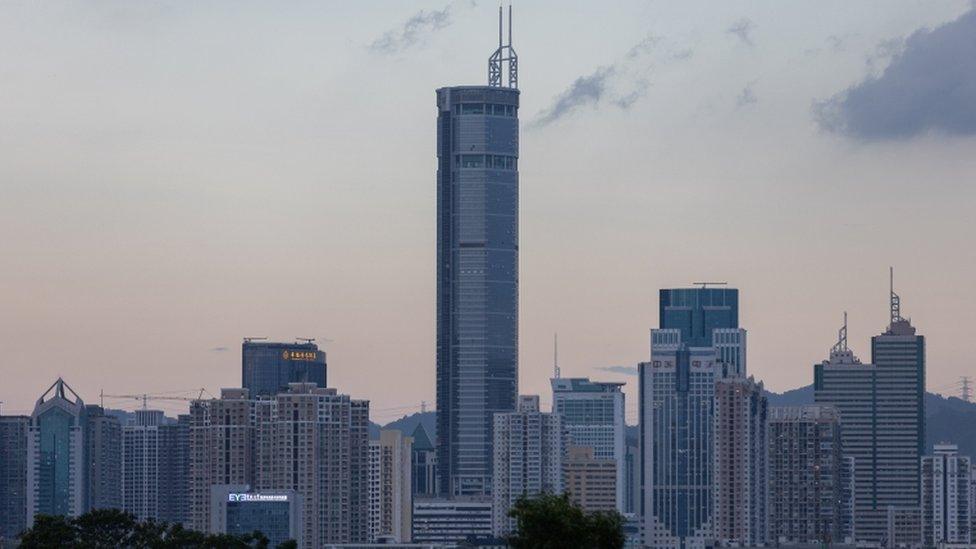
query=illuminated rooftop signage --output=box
[228,493,289,503]
[281,350,317,361]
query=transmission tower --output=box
[960,376,972,403]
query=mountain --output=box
[379,388,976,458]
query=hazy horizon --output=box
[3,1,976,425]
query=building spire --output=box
[890,266,902,325]
[488,4,518,88]
[553,333,560,379]
[831,311,848,354]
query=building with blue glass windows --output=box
[241,339,326,398]
[639,287,745,548]
[26,378,89,525]
[435,10,520,498]
[211,485,302,548]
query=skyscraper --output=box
[158,414,191,526]
[411,423,437,497]
[551,377,626,511]
[241,339,327,398]
[766,406,846,545]
[639,287,744,548]
[122,409,165,521]
[921,444,971,546]
[368,430,413,543]
[712,376,767,546]
[27,378,88,524]
[85,405,122,512]
[0,414,29,541]
[491,395,564,537]
[436,7,520,498]
[814,274,925,545]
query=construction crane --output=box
[99,389,208,409]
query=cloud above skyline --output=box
[368,3,461,55]
[532,35,691,127]
[727,18,755,46]
[815,8,976,139]
[596,366,639,376]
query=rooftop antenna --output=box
[890,266,902,325]
[488,4,518,88]
[831,311,848,354]
[693,281,728,289]
[296,337,316,344]
[553,333,560,379]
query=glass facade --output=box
[640,288,745,547]
[436,85,519,497]
[226,500,292,547]
[241,341,326,398]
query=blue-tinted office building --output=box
[639,287,745,547]
[435,80,520,497]
[211,485,302,548]
[241,340,326,398]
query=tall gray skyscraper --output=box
[0,414,29,542]
[122,409,165,521]
[639,287,744,548]
[814,272,925,544]
[921,444,971,546]
[86,404,122,512]
[436,7,520,498]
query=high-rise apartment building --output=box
[766,406,846,545]
[241,339,327,398]
[0,414,29,541]
[640,287,744,548]
[122,409,165,521]
[551,377,626,511]
[86,405,122,512]
[189,388,257,532]
[368,430,413,543]
[26,378,88,524]
[814,275,925,545]
[411,423,437,497]
[491,395,564,537]
[436,8,520,498]
[158,414,191,525]
[712,377,767,546]
[255,383,370,547]
[921,444,971,546]
[190,384,370,547]
[564,446,617,513]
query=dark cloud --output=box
[815,8,976,139]
[533,35,691,127]
[736,84,757,108]
[369,4,454,55]
[596,365,639,376]
[727,18,755,46]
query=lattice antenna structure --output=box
[488,5,518,88]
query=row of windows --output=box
[456,154,518,170]
[453,103,517,116]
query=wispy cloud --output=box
[532,35,692,127]
[727,18,755,46]
[369,2,472,55]
[210,346,228,353]
[814,7,976,140]
[596,365,639,376]
[736,83,758,108]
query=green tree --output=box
[18,509,291,549]
[507,493,625,549]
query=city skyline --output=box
[3,0,976,428]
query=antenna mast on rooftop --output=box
[553,333,560,379]
[831,312,849,355]
[890,266,902,325]
[488,4,518,88]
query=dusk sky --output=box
[2,0,975,424]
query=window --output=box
[460,155,485,168]
[460,103,485,115]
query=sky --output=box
[2,1,976,424]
